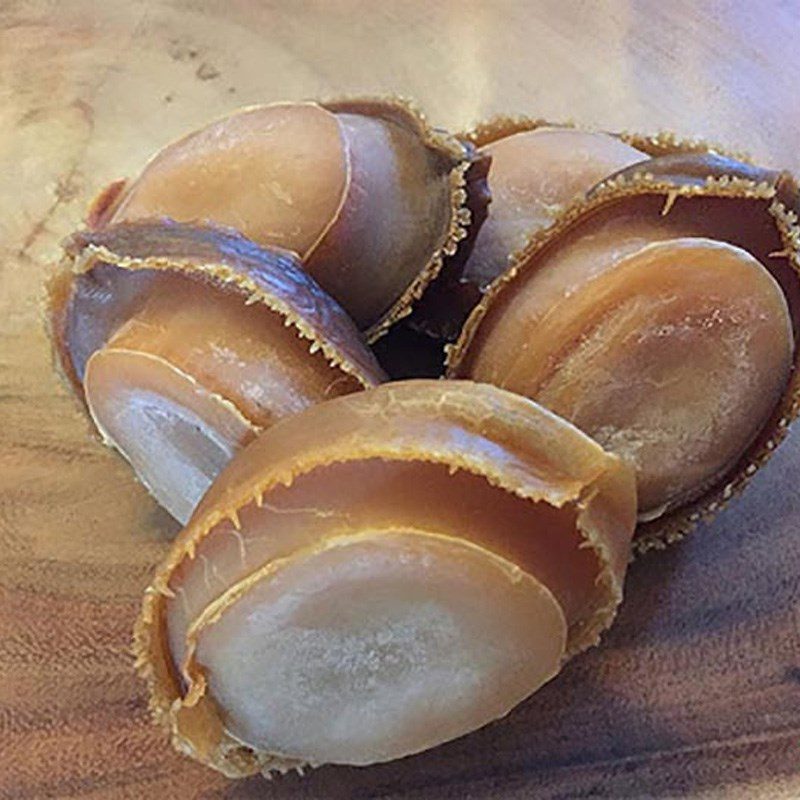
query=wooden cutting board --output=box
[2,2,799,797]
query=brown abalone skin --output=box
[448,153,800,551]
[89,98,478,340]
[134,380,636,778]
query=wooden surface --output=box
[2,1,800,797]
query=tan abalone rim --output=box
[461,114,753,163]
[447,155,800,554]
[133,380,636,778]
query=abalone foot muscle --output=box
[48,220,384,523]
[94,99,476,337]
[135,380,637,775]
[195,530,567,766]
[448,153,800,545]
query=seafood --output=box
[449,153,800,549]
[90,99,480,339]
[134,380,636,774]
[48,220,384,522]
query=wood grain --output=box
[1,1,799,797]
